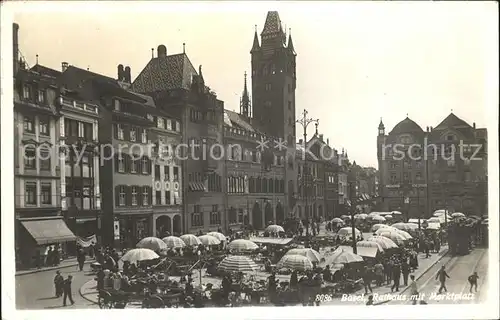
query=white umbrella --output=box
[405,223,419,230]
[265,224,285,233]
[356,240,384,252]
[384,215,393,219]
[371,215,386,222]
[218,256,259,273]
[337,227,362,238]
[120,248,159,264]
[277,254,313,271]
[198,235,221,246]
[397,230,413,240]
[427,217,441,224]
[391,222,409,231]
[433,209,450,216]
[136,237,168,252]
[331,218,344,224]
[391,211,403,215]
[180,234,202,246]
[162,236,186,249]
[366,236,399,249]
[325,248,363,264]
[207,232,227,241]
[368,212,380,217]
[408,218,426,224]
[355,213,368,220]
[451,212,465,218]
[340,215,350,220]
[377,212,392,216]
[228,239,258,253]
[370,224,389,232]
[376,231,407,245]
[285,248,321,263]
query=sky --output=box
[10,1,498,168]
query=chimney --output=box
[426,126,429,132]
[117,64,124,81]
[473,122,476,129]
[124,66,131,83]
[327,138,330,146]
[13,23,19,74]
[298,139,303,145]
[61,62,69,72]
[319,134,324,141]
[157,44,167,58]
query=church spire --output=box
[287,28,296,55]
[250,25,260,53]
[240,71,251,118]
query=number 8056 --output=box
[315,294,333,302]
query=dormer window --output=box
[446,134,454,141]
[114,99,121,111]
[157,118,165,129]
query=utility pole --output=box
[295,109,319,237]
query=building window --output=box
[464,171,471,182]
[131,186,138,206]
[156,191,162,205]
[415,172,422,181]
[41,183,51,204]
[117,124,124,140]
[37,90,46,104]
[38,116,50,135]
[114,99,121,111]
[23,147,36,169]
[141,129,148,143]
[78,122,85,138]
[238,209,244,223]
[192,205,203,227]
[23,84,32,100]
[117,154,125,173]
[165,191,171,205]
[157,118,165,129]
[266,83,272,91]
[130,127,137,142]
[24,116,35,133]
[142,186,149,205]
[39,148,51,171]
[142,157,149,174]
[119,186,126,206]
[25,182,37,205]
[390,173,397,184]
[210,211,221,225]
[130,157,138,173]
[173,167,179,181]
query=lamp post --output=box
[296,109,319,237]
[348,180,357,254]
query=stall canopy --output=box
[338,245,378,258]
[21,218,76,245]
[249,237,294,245]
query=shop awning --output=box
[189,182,206,192]
[339,245,378,258]
[249,237,294,245]
[21,218,76,245]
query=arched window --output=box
[268,179,274,193]
[249,177,255,193]
[262,178,268,193]
[256,177,262,193]
[274,179,279,193]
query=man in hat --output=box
[435,265,450,294]
[54,271,64,297]
[63,275,74,306]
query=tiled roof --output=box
[434,113,472,130]
[262,11,282,35]
[224,109,256,132]
[131,53,198,93]
[30,64,61,78]
[389,117,424,135]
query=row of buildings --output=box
[13,12,377,267]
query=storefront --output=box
[153,212,182,238]
[116,214,151,249]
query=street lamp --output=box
[296,109,319,237]
[348,180,357,254]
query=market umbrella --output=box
[370,224,389,232]
[405,223,419,230]
[368,212,380,217]
[198,235,221,246]
[162,236,186,249]
[285,248,322,263]
[384,215,393,219]
[325,248,363,264]
[277,254,313,271]
[341,215,351,220]
[427,217,442,224]
[207,232,227,241]
[451,212,465,218]
[355,213,368,220]
[120,248,159,264]
[391,211,403,215]
[356,240,384,252]
[136,237,168,252]
[180,234,202,246]
[376,231,406,245]
[218,255,259,273]
[331,218,344,224]
[265,224,285,233]
[397,230,413,240]
[337,227,362,238]
[371,215,386,222]
[377,212,392,216]
[228,239,258,253]
[366,236,399,249]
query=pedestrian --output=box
[362,266,373,294]
[373,261,384,287]
[424,240,430,258]
[366,295,374,306]
[435,265,450,294]
[77,249,85,271]
[468,272,479,293]
[54,271,64,297]
[409,275,419,305]
[391,262,401,292]
[401,261,410,286]
[62,275,74,306]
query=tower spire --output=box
[251,25,260,53]
[287,28,296,55]
[240,71,251,118]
